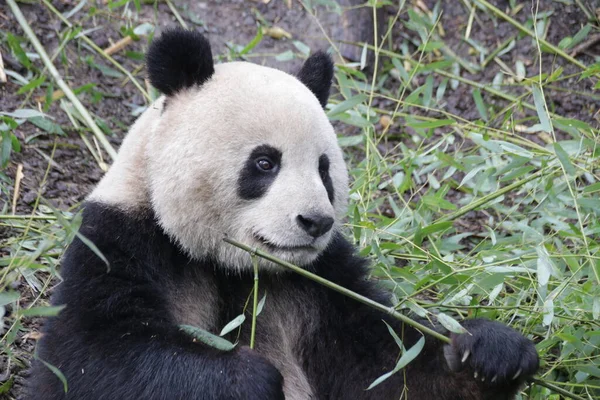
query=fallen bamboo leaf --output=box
[264,26,292,40]
[103,36,134,56]
[0,49,7,85]
[12,163,24,214]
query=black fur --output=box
[297,51,334,108]
[146,29,214,96]
[28,202,539,399]
[237,145,282,200]
[318,154,334,203]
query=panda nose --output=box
[296,214,334,238]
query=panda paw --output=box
[443,319,539,386]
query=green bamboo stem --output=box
[224,238,457,345]
[41,0,151,103]
[249,255,259,350]
[224,238,586,400]
[7,0,118,161]
[474,0,587,71]
[432,167,556,224]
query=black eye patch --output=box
[237,145,282,200]
[319,154,334,204]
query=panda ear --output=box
[146,28,215,96]
[297,51,334,108]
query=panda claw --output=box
[481,376,485,382]
[512,368,522,380]
[491,375,497,383]
[461,350,470,363]
[473,371,478,379]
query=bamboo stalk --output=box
[7,0,118,161]
[249,255,259,350]
[223,238,586,400]
[224,237,453,344]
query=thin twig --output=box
[7,0,117,161]
[223,238,587,400]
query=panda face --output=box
[146,62,348,270]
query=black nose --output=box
[296,214,334,238]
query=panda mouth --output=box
[254,235,316,252]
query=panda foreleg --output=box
[32,322,285,400]
[28,216,285,400]
[327,303,539,400]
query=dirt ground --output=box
[1,0,598,398]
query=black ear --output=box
[146,29,215,96]
[297,51,334,108]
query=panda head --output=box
[112,29,348,271]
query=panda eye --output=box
[256,157,275,171]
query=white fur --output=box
[90,62,348,271]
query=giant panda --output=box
[28,28,539,400]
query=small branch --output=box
[7,0,118,161]
[223,237,587,400]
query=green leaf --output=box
[256,292,267,316]
[18,305,66,317]
[337,134,363,147]
[275,50,294,62]
[553,143,575,176]
[7,33,31,69]
[367,336,425,390]
[180,325,236,351]
[536,246,552,286]
[583,182,600,194]
[406,118,455,129]
[1,109,48,119]
[437,313,467,334]
[219,314,246,336]
[1,130,12,167]
[240,27,263,56]
[17,76,46,95]
[39,359,68,393]
[472,89,488,121]
[0,378,13,395]
[498,142,533,158]
[28,117,66,136]
[327,94,368,117]
[292,40,311,56]
[531,85,552,133]
[0,292,20,307]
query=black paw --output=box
[230,346,285,400]
[443,319,539,386]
